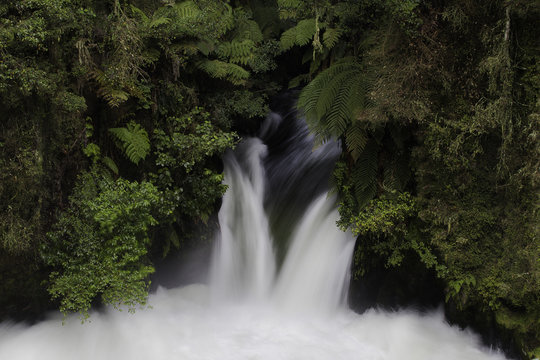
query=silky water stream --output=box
[0,111,509,360]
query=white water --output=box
[0,129,509,360]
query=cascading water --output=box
[0,109,509,360]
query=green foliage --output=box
[217,40,256,65]
[197,59,250,85]
[322,27,342,48]
[1,0,538,354]
[345,191,415,237]
[383,0,421,34]
[287,0,539,354]
[298,57,368,140]
[280,18,317,50]
[44,171,170,317]
[0,0,274,320]
[151,107,237,254]
[109,122,151,165]
[0,143,44,255]
[211,90,269,127]
[153,107,236,202]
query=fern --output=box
[233,18,264,43]
[173,1,199,19]
[197,59,250,85]
[88,69,129,107]
[322,27,342,49]
[352,140,379,208]
[345,123,368,161]
[278,0,301,7]
[194,40,215,56]
[298,57,367,142]
[277,0,302,19]
[280,18,317,51]
[101,156,119,175]
[288,73,310,88]
[216,40,255,65]
[381,126,411,191]
[109,122,150,165]
[149,15,171,28]
[102,89,129,107]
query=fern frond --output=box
[197,60,250,85]
[91,67,129,107]
[109,122,150,165]
[102,156,119,175]
[277,0,301,6]
[321,76,355,137]
[173,1,199,19]
[288,73,310,88]
[383,151,410,191]
[169,42,201,56]
[234,19,264,43]
[252,6,280,37]
[101,89,129,107]
[315,69,355,120]
[322,27,342,49]
[195,40,215,56]
[352,140,379,208]
[298,57,364,140]
[149,15,171,28]
[345,123,368,161]
[280,18,317,51]
[277,0,301,19]
[216,40,255,65]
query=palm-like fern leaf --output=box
[277,0,302,19]
[173,1,199,19]
[102,156,119,175]
[345,123,368,161]
[197,59,250,85]
[280,18,317,51]
[216,40,256,65]
[323,27,342,49]
[109,122,150,165]
[298,57,367,142]
[234,19,264,43]
[352,140,379,207]
[149,15,171,28]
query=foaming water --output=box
[0,112,509,360]
[0,286,508,360]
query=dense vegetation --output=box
[0,0,538,358]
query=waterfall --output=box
[209,134,354,314]
[0,110,509,360]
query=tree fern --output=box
[109,122,150,165]
[233,18,264,43]
[288,73,310,88]
[277,0,302,19]
[102,156,119,175]
[173,1,199,19]
[197,59,250,85]
[89,68,129,108]
[352,140,379,208]
[345,122,368,161]
[322,27,342,49]
[298,57,367,143]
[216,40,256,65]
[381,125,411,191]
[280,18,317,51]
[149,15,171,28]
